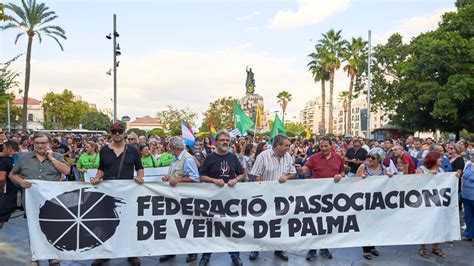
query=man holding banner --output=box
[90,123,143,266]
[249,134,296,261]
[199,130,245,266]
[297,136,345,261]
[160,136,200,263]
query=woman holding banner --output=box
[355,148,386,260]
[415,151,447,258]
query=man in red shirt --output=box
[296,136,344,261]
[394,144,416,174]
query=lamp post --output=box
[7,93,11,132]
[106,14,120,123]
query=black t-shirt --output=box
[0,156,18,194]
[98,144,143,180]
[199,152,244,183]
[346,148,368,173]
[451,156,465,173]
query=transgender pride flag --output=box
[180,120,195,148]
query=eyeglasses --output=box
[217,139,230,142]
[34,141,49,146]
[111,130,124,135]
[127,138,136,141]
[368,155,378,160]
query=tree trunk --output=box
[22,34,34,132]
[328,70,335,134]
[282,102,286,125]
[347,74,355,134]
[321,80,326,135]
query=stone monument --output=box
[240,67,265,127]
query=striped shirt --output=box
[250,149,296,181]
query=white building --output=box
[13,97,44,130]
[299,97,338,135]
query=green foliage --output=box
[127,128,146,136]
[276,91,292,124]
[200,97,234,132]
[363,2,474,136]
[0,92,21,128]
[284,122,304,135]
[42,89,92,129]
[157,105,197,136]
[81,111,111,131]
[146,128,165,137]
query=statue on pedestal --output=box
[245,66,255,94]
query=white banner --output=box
[25,173,460,260]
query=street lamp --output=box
[106,14,121,123]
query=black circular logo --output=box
[38,188,124,252]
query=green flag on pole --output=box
[233,100,254,134]
[270,113,286,139]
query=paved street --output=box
[1,210,473,266]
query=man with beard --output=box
[248,134,296,261]
[9,133,70,266]
[296,136,344,261]
[91,123,144,266]
[198,130,245,266]
[344,139,367,177]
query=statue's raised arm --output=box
[245,67,255,94]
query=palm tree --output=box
[338,91,350,134]
[307,47,330,135]
[1,0,66,131]
[317,29,346,134]
[276,91,292,125]
[343,37,367,134]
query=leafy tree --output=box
[364,1,474,139]
[200,97,234,132]
[276,91,292,125]
[317,29,346,134]
[81,110,111,131]
[126,128,146,136]
[343,37,367,134]
[0,55,22,129]
[308,47,330,135]
[2,0,66,131]
[0,4,12,21]
[284,122,304,135]
[147,128,166,137]
[42,89,91,129]
[157,105,197,136]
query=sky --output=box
[1,0,455,127]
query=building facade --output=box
[12,97,44,130]
[127,116,163,131]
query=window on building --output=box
[28,113,34,122]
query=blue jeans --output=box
[463,197,474,239]
[202,252,239,259]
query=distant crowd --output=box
[0,126,473,266]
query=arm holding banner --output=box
[201,175,225,186]
[91,169,104,185]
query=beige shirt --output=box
[250,149,296,181]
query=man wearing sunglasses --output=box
[90,123,144,266]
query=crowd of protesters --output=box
[0,126,473,266]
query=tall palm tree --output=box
[317,29,346,134]
[343,37,367,134]
[276,91,292,125]
[1,0,66,131]
[307,47,330,135]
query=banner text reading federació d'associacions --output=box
[26,173,460,260]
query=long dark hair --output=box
[255,142,267,158]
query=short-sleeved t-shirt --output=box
[76,153,100,170]
[141,155,159,168]
[305,152,345,178]
[451,156,465,174]
[345,148,368,173]
[0,156,18,194]
[98,144,143,180]
[11,152,68,181]
[401,153,416,174]
[199,152,244,183]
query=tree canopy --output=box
[42,89,91,129]
[156,105,197,136]
[199,97,235,132]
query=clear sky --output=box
[1,0,455,126]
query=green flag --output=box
[270,113,286,139]
[233,100,254,134]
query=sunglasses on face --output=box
[111,130,124,135]
[368,155,378,160]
